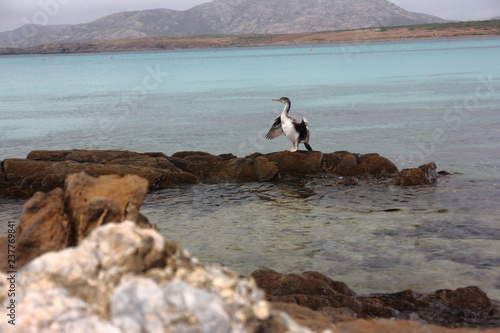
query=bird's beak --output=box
[272,99,281,102]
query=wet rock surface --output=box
[0,149,444,198]
[0,172,498,333]
[252,268,500,330]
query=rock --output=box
[252,268,356,305]
[0,172,154,272]
[0,149,440,198]
[419,162,439,183]
[335,154,358,176]
[172,151,215,159]
[356,155,399,177]
[334,318,494,333]
[358,153,380,164]
[255,156,279,181]
[5,188,69,271]
[396,168,433,186]
[252,268,500,329]
[0,222,313,333]
[1,150,199,198]
[64,172,149,244]
[0,160,7,187]
[395,162,439,186]
[265,151,324,177]
[337,176,359,186]
[321,153,343,172]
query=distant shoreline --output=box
[1,20,499,56]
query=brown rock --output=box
[349,155,399,178]
[265,151,323,176]
[0,188,69,271]
[438,286,492,310]
[337,176,359,186]
[358,153,380,164]
[334,318,487,333]
[0,160,8,189]
[64,172,149,244]
[172,151,215,159]
[28,149,131,163]
[0,172,154,272]
[396,168,433,186]
[252,268,357,312]
[419,162,439,183]
[1,151,200,198]
[321,153,343,172]
[252,268,500,329]
[255,156,279,181]
[29,149,182,172]
[335,154,358,176]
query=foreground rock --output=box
[0,172,154,272]
[252,268,500,330]
[0,149,442,198]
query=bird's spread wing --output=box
[265,116,283,140]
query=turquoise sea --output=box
[1,37,499,298]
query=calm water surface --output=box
[0,37,499,298]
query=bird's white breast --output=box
[281,116,299,142]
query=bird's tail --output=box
[304,143,313,151]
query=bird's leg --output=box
[288,142,298,152]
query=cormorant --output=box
[265,97,312,152]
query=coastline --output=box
[1,20,499,55]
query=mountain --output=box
[0,24,69,45]
[0,0,446,48]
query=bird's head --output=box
[272,97,290,104]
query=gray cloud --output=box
[1,0,499,33]
[388,0,500,21]
[0,0,208,32]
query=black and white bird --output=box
[265,97,312,152]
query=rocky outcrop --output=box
[0,172,154,272]
[0,149,443,198]
[252,268,500,330]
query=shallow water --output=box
[138,175,500,298]
[0,37,499,298]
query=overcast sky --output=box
[1,0,499,33]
